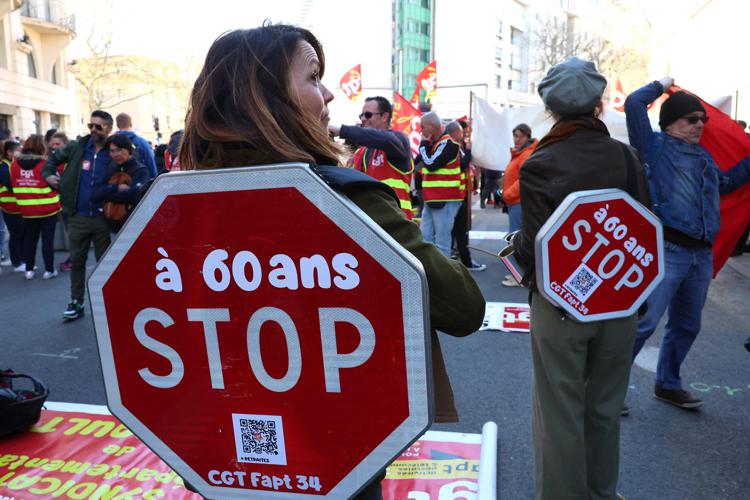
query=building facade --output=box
[0,0,77,139]
[391,0,434,97]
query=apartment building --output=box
[0,0,77,139]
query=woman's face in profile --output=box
[288,40,333,130]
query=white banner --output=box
[470,96,512,171]
[471,97,634,171]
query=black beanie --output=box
[659,91,705,130]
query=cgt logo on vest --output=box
[535,189,665,322]
[371,151,384,167]
[20,169,34,179]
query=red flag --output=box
[415,61,437,103]
[392,92,422,158]
[339,64,362,101]
[410,85,421,109]
[669,85,750,276]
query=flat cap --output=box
[537,57,607,115]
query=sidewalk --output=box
[725,252,750,280]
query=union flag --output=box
[340,64,362,101]
[415,61,437,103]
[392,92,422,158]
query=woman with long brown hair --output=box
[179,24,485,499]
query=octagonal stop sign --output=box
[88,163,432,499]
[535,189,664,322]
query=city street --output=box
[3,201,749,499]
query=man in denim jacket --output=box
[625,77,750,410]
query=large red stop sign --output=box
[89,164,431,498]
[535,189,664,322]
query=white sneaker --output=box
[43,270,59,280]
[25,270,34,280]
[502,277,521,287]
[0,258,11,266]
[467,261,487,272]
[14,264,25,272]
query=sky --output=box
[68,0,750,121]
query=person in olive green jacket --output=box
[513,58,651,500]
[43,110,114,321]
[177,25,486,500]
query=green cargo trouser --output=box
[530,292,636,500]
[68,213,111,303]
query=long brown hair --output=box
[21,134,46,156]
[180,24,341,169]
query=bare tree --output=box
[69,31,192,113]
[531,14,648,93]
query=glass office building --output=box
[392,0,434,98]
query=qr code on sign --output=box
[563,263,603,303]
[232,413,287,465]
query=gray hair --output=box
[445,120,463,135]
[420,111,441,129]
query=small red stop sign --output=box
[535,189,664,322]
[89,164,431,498]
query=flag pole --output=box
[466,91,475,231]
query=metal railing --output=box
[21,0,75,33]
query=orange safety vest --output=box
[421,134,463,202]
[10,158,61,218]
[0,158,19,214]
[351,146,414,219]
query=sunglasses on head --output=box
[87,123,104,131]
[359,111,384,120]
[685,115,709,125]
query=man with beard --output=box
[44,110,114,321]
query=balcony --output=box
[21,0,75,35]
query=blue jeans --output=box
[508,203,522,233]
[421,201,461,257]
[632,242,713,390]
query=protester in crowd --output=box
[44,128,57,147]
[0,140,24,272]
[47,132,73,271]
[91,134,149,233]
[480,166,501,208]
[511,57,651,500]
[501,123,537,287]
[178,24,485,499]
[414,111,464,257]
[329,95,414,219]
[115,113,157,178]
[43,110,114,321]
[625,78,750,409]
[9,135,60,280]
[445,120,485,271]
[164,130,183,172]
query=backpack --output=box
[0,369,49,437]
[103,170,133,221]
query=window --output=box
[51,113,62,130]
[421,49,430,61]
[27,52,37,78]
[495,46,503,61]
[420,22,430,35]
[421,0,430,8]
[494,75,501,89]
[0,115,10,135]
[33,111,41,134]
[51,62,58,84]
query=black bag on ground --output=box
[0,369,49,438]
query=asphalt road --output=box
[3,201,749,499]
